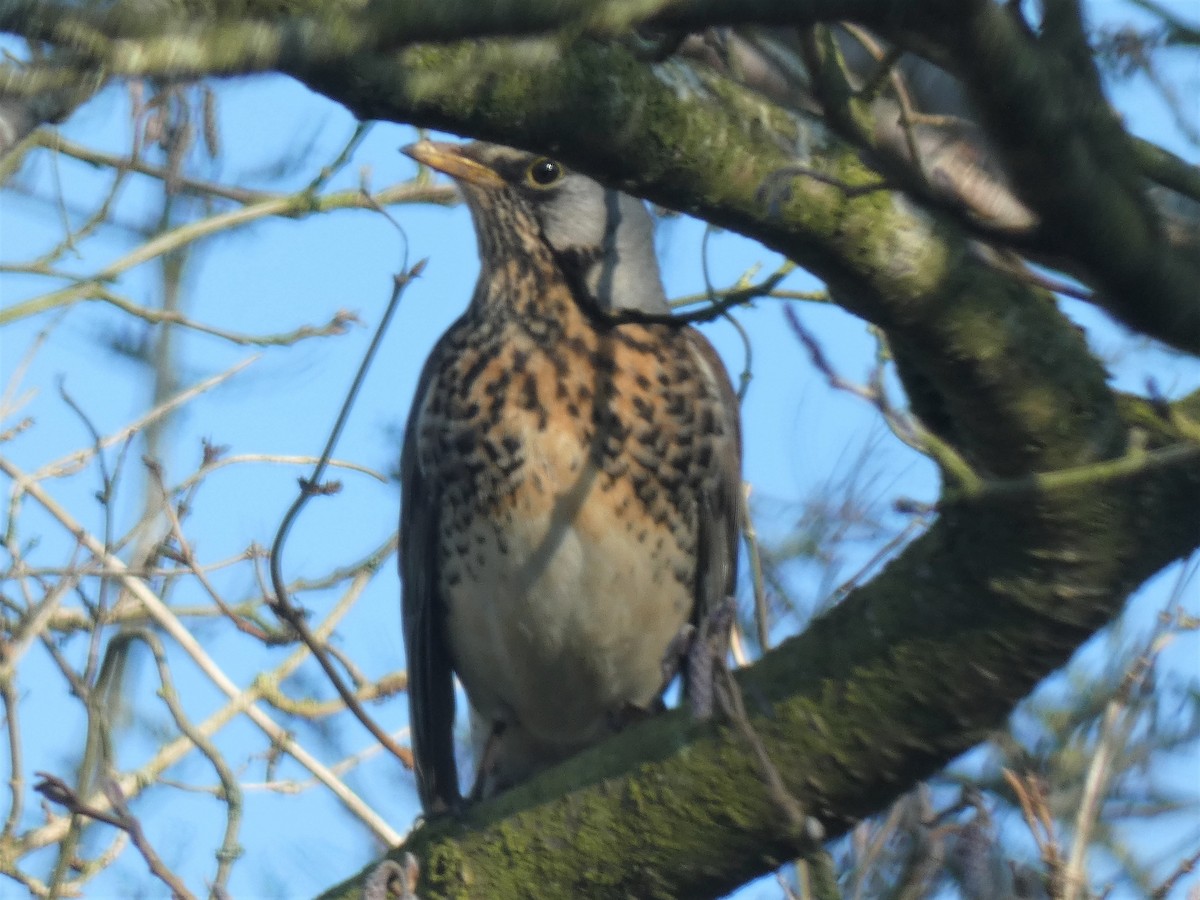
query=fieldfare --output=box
[399,140,742,813]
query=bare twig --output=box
[269,261,424,769]
[33,355,258,481]
[1,181,452,326]
[0,454,402,845]
[1151,845,1200,899]
[1003,768,1066,896]
[237,726,410,793]
[37,130,274,205]
[56,379,122,686]
[33,772,196,900]
[145,458,273,641]
[134,629,245,893]
[1,678,24,839]
[741,482,770,650]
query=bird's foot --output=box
[411,795,467,832]
[656,597,737,719]
[608,694,668,732]
[686,597,737,721]
[657,622,696,696]
[466,720,507,804]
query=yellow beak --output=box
[401,140,505,188]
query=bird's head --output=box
[401,140,669,316]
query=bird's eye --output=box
[525,158,563,188]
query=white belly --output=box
[443,469,692,749]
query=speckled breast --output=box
[414,298,734,742]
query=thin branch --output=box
[33,772,196,900]
[19,556,388,854]
[1150,845,1200,899]
[133,629,245,893]
[741,482,770,650]
[269,261,424,768]
[0,547,87,680]
[1003,768,1066,896]
[943,441,1200,506]
[0,678,23,839]
[91,286,363,347]
[783,303,982,490]
[32,355,257,481]
[0,181,453,326]
[169,452,388,495]
[241,727,410,794]
[55,378,121,687]
[256,671,408,719]
[36,129,274,204]
[145,458,272,641]
[0,454,403,846]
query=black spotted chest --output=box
[415,316,727,543]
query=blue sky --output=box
[1,4,1198,897]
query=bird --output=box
[399,140,742,814]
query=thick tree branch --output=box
[290,28,1197,352]
[0,0,887,61]
[320,389,1199,898]
[5,0,1194,350]
[916,2,1200,355]
[290,32,1200,900]
[294,39,1129,471]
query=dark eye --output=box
[526,158,563,188]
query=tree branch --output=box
[321,390,1199,899]
[4,0,1196,347]
[906,2,1200,352]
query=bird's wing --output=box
[400,347,460,814]
[687,328,743,644]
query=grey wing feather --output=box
[400,359,460,814]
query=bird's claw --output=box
[466,720,507,804]
[658,623,696,695]
[687,597,737,721]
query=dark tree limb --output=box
[319,388,1199,898]
[3,0,1196,346]
[289,32,1200,900]
[914,1,1200,357]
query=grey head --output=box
[402,140,669,316]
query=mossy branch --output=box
[320,398,1200,899]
